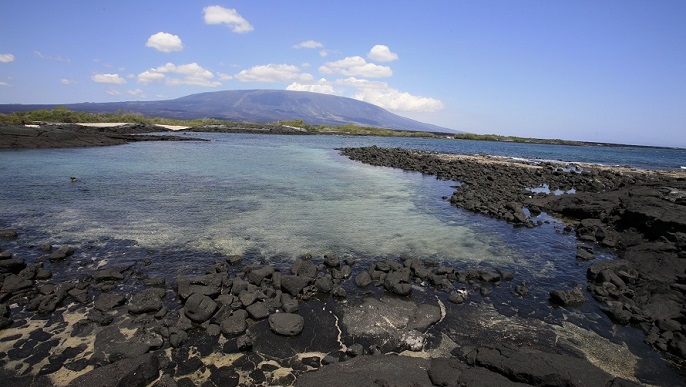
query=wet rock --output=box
[227,255,243,265]
[576,246,595,261]
[407,303,441,331]
[354,271,372,288]
[153,374,178,387]
[428,357,465,387]
[67,353,159,387]
[128,288,165,314]
[246,301,270,320]
[183,293,218,323]
[600,303,633,325]
[324,255,340,268]
[0,258,27,274]
[236,334,254,351]
[221,310,248,336]
[94,267,125,281]
[1,273,33,293]
[143,277,165,287]
[68,288,89,304]
[175,274,222,300]
[281,274,310,297]
[95,293,126,311]
[35,268,52,280]
[268,312,304,336]
[449,290,468,304]
[169,328,188,348]
[314,275,334,293]
[549,285,586,307]
[238,290,258,307]
[49,247,76,261]
[331,285,347,298]
[281,293,299,313]
[295,355,432,387]
[246,265,274,286]
[466,344,615,386]
[0,229,18,239]
[346,343,364,357]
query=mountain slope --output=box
[0,90,457,133]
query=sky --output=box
[0,1,684,147]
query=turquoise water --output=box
[0,133,624,287]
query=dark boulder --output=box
[220,310,248,336]
[268,312,304,336]
[0,258,27,274]
[0,229,18,239]
[183,293,218,323]
[549,285,586,307]
[67,353,159,387]
[128,288,165,314]
[94,293,126,312]
[49,247,76,261]
[354,271,372,288]
[281,275,310,296]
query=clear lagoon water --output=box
[2,133,685,383]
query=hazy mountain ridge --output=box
[0,90,457,133]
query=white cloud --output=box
[128,89,144,97]
[34,51,70,63]
[137,62,221,87]
[286,78,337,95]
[293,40,323,49]
[235,64,312,83]
[92,73,127,84]
[203,5,254,33]
[106,88,122,96]
[368,45,398,62]
[217,72,233,80]
[146,32,183,53]
[336,77,444,112]
[61,78,78,85]
[0,53,15,63]
[319,56,392,78]
[0,81,11,87]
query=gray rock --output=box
[407,303,441,331]
[323,255,340,268]
[314,276,334,293]
[183,293,218,323]
[246,301,270,320]
[291,257,317,278]
[281,293,299,313]
[236,334,254,351]
[238,291,258,307]
[246,265,274,285]
[0,229,18,239]
[67,353,159,387]
[1,273,33,292]
[281,274,309,296]
[128,288,165,314]
[576,246,595,261]
[94,267,125,281]
[221,310,248,336]
[0,258,27,274]
[268,312,304,336]
[549,285,586,307]
[49,247,76,261]
[295,355,431,387]
[354,271,372,288]
[95,293,126,311]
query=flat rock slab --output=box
[342,296,441,338]
[295,355,432,387]
[268,313,304,336]
[67,353,159,387]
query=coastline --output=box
[1,136,685,385]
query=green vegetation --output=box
[452,133,585,146]
[1,107,603,146]
[0,108,441,138]
[0,107,229,127]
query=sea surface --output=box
[1,133,685,383]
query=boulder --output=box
[128,288,165,314]
[0,229,18,239]
[183,293,218,323]
[49,247,76,261]
[67,353,159,387]
[95,293,126,311]
[0,258,27,274]
[549,285,586,307]
[246,265,274,285]
[220,310,248,336]
[268,313,304,336]
[246,301,270,320]
[281,275,309,296]
[354,271,372,288]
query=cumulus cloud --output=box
[286,78,337,95]
[235,64,312,83]
[368,45,398,62]
[60,78,78,85]
[293,40,323,49]
[203,5,254,33]
[92,73,127,84]
[0,53,15,63]
[319,56,392,78]
[137,63,221,87]
[146,32,183,53]
[336,77,444,112]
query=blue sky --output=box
[1,1,684,147]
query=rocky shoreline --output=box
[340,146,686,365]
[0,143,685,386]
[0,123,201,149]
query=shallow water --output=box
[1,133,683,383]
